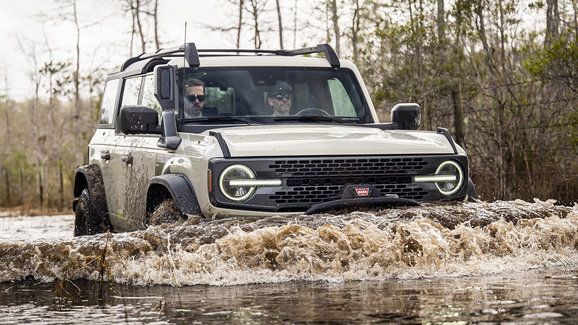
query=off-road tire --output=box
[148,199,187,226]
[74,189,104,236]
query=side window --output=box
[141,74,162,122]
[99,79,119,125]
[121,76,142,107]
[328,79,355,116]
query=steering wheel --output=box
[294,108,331,116]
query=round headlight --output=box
[435,161,464,196]
[219,164,256,201]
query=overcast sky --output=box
[0,0,316,100]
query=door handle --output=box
[121,154,133,164]
[100,151,111,160]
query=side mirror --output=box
[391,103,421,130]
[119,106,159,134]
[154,65,175,110]
[153,64,181,150]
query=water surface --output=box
[0,199,577,323]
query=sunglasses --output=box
[186,94,205,102]
[272,93,291,100]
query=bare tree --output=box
[245,0,270,49]
[328,0,341,55]
[349,0,362,62]
[237,0,245,48]
[275,0,284,48]
[546,0,560,45]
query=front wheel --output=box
[74,189,104,236]
[148,199,187,226]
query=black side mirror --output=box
[154,65,175,110]
[119,106,159,134]
[391,103,421,130]
[153,64,181,150]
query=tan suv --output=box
[72,43,476,235]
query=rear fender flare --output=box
[73,164,112,231]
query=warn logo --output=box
[355,187,370,197]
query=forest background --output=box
[0,0,576,213]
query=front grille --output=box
[210,154,468,212]
[268,159,431,205]
[269,157,427,177]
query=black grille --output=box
[268,159,431,205]
[269,157,427,177]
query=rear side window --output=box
[121,76,142,107]
[99,79,119,125]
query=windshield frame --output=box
[175,66,374,129]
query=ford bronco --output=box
[72,43,475,235]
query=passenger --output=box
[184,79,218,118]
[266,82,293,116]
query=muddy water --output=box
[0,200,577,323]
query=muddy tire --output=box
[74,189,103,236]
[148,199,187,226]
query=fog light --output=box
[434,161,464,195]
[219,164,256,201]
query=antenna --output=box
[183,21,187,66]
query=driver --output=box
[184,79,218,118]
[266,81,293,116]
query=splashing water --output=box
[0,199,576,286]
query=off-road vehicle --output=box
[72,43,475,235]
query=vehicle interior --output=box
[176,67,372,123]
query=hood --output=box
[210,125,456,157]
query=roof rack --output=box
[120,43,340,71]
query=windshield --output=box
[176,67,372,123]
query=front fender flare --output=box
[147,174,201,216]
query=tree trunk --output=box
[237,0,244,48]
[19,163,24,205]
[249,0,262,49]
[153,0,160,50]
[451,86,465,147]
[72,0,81,119]
[437,0,446,61]
[130,8,136,56]
[135,0,146,52]
[59,159,64,212]
[275,0,284,49]
[293,0,297,48]
[351,0,360,63]
[3,168,9,206]
[329,0,340,55]
[545,0,559,45]
[38,163,43,209]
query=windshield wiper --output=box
[274,115,357,124]
[183,116,261,125]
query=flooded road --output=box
[0,199,577,323]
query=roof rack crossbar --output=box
[198,48,280,54]
[281,44,340,68]
[120,42,341,71]
[120,46,183,71]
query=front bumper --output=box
[208,154,469,213]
